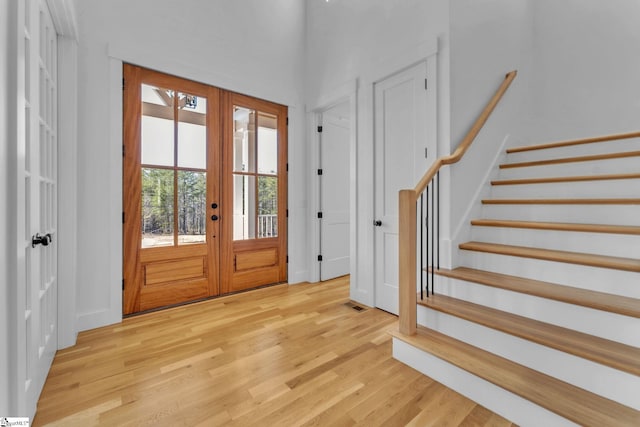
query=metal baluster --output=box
[437,170,440,271]
[431,177,435,295]
[420,193,424,300]
[425,186,429,297]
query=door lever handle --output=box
[32,233,52,248]
[373,220,382,227]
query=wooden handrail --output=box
[399,70,518,336]
[414,70,518,195]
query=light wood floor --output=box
[34,277,515,426]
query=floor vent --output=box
[344,302,366,312]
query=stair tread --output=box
[470,219,640,235]
[433,267,640,318]
[459,241,640,272]
[390,326,640,426]
[500,150,640,169]
[506,131,640,153]
[418,293,640,375]
[492,172,640,186]
[482,198,640,205]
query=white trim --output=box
[46,0,78,40]
[107,43,298,108]
[308,80,358,293]
[363,39,439,310]
[57,36,79,348]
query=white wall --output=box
[0,0,12,414]
[447,0,533,249]
[305,0,450,306]
[531,0,640,141]
[75,0,307,330]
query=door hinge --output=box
[317,212,323,219]
[286,163,289,172]
[286,117,289,126]
[122,78,125,90]
[122,279,125,291]
[122,145,125,157]
[317,125,323,133]
[425,147,428,158]
[122,212,125,223]
[425,78,428,90]
[317,169,323,175]
[286,255,289,263]
[286,209,289,218]
[318,255,323,262]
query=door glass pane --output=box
[142,84,174,166]
[178,92,207,169]
[233,174,255,240]
[178,171,206,245]
[141,168,174,248]
[257,113,277,175]
[233,106,255,173]
[258,176,278,238]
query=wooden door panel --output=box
[221,93,288,294]
[123,65,220,314]
[124,66,287,314]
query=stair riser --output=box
[497,156,640,180]
[417,306,640,410]
[432,276,640,347]
[480,204,640,226]
[505,138,640,163]
[490,179,640,199]
[470,226,640,259]
[392,338,579,427]
[458,251,640,298]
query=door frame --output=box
[5,0,79,417]
[366,39,438,311]
[308,80,358,288]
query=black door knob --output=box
[211,203,218,209]
[32,233,52,248]
[373,220,382,227]
[211,215,219,221]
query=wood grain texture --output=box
[506,130,640,153]
[417,294,640,376]
[470,219,640,235]
[399,189,417,335]
[499,150,640,169]
[482,198,640,205]
[491,172,640,186]
[433,267,640,318]
[32,277,514,427]
[459,241,640,272]
[414,70,517,194]
[390,326,640,427]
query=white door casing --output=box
[12,0,59,418]
[374,61,434,315]
[319,101,351,281]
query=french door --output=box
[13,0,59,417]
[123,65,287,314]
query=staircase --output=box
[392,132,640,426]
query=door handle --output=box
[373,220,382,227]
[32,233,52,248]
[211,215,219,221]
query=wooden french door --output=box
[123,65,287,314]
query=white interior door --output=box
[374,61,433,315]
[319,101,350,281]
[15,0,59,418]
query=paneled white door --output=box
[14,0,59,418]
[373,61,433,315]
[319,101,351,281]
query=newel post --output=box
[398,189,417,335]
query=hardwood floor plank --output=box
[34,277,514,427]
